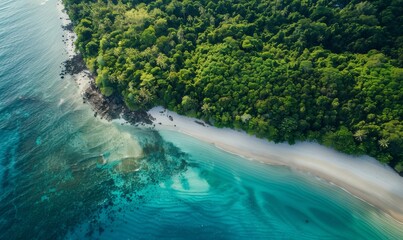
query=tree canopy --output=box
[63,0,403,172]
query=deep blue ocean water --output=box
[0,0,403,239]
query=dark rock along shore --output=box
[61,30,152,125]
[59,13,403,176]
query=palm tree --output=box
[378,139,389,148]
[138,87,153,103]
[353,129,367,141]
[201,103,211,115]
[156,54,168,69]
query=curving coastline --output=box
[145,106,403,224]
[58,1,152,125]
[58,0,403,225]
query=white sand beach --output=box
[148,106,403,223]
[56,0,403,224]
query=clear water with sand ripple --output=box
[0,0,402,239]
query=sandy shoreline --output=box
[147,106,403,223]
[56,0,403,225]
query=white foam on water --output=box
[40,0,50,6]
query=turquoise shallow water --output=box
[1,0,403,239]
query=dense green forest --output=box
[62,0,403,172]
